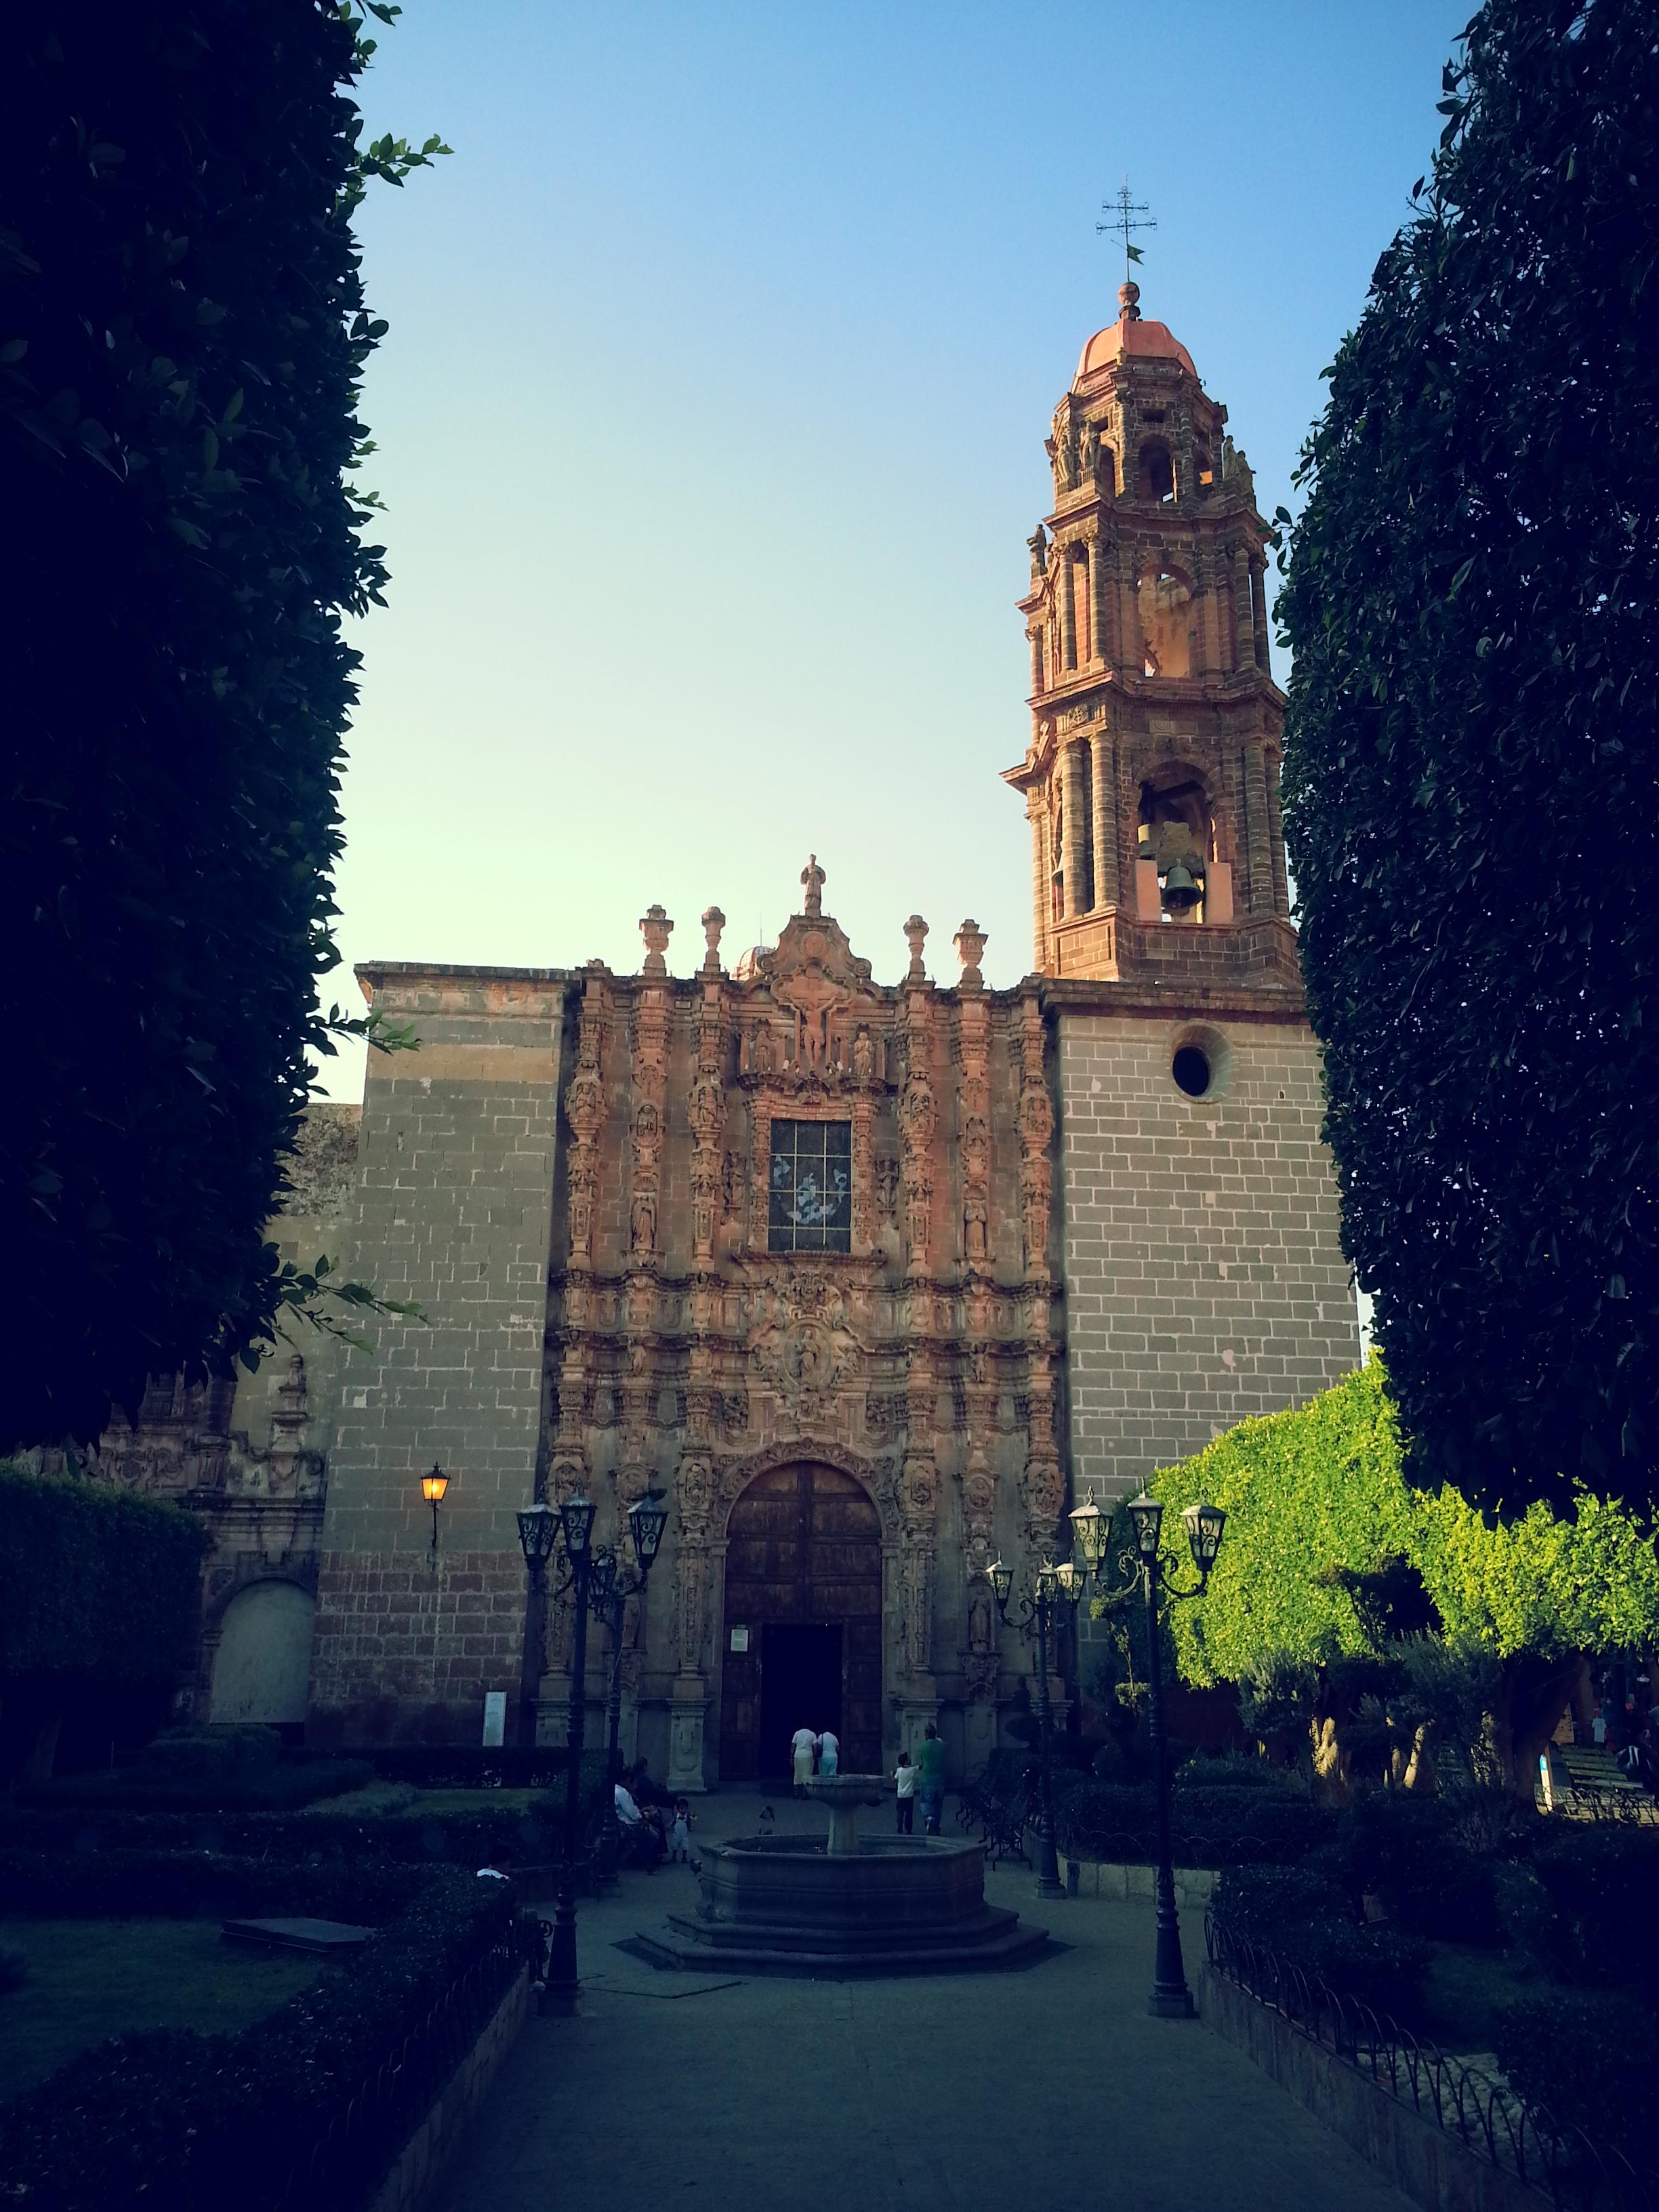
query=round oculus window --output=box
[1172,1045,1212,1099]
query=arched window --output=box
[1139,766,1214,924]
[1137,560,1193,678]
[1136,438,1175,503]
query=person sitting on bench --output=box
[614,1777,665,1868]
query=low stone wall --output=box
[367,1963,534,2212]
[1198,1965,1543,2212]
[1065,1858,1217,1910]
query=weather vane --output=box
[1097,181,1155,287]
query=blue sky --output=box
[321,0,1467,1097]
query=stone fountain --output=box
[632,1775,1049,1978]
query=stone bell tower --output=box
[1007,281,1360,1504]
[1003,278,1296,991]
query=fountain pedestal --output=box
[631,1774,1050,1978]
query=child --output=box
[894,1749,916,1835]
[668,1795,699,1869]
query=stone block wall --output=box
[1055,1006,1359,1505]
[309,966,572,1744]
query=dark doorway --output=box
[758,1623,842,1778]
[719,1462,883,1780]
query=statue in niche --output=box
[966,1580,995,1655]
[1027,525,1049,581]
[630,1185,657,1253]
[851,1025,876,1082]
[964,1193,989,1262]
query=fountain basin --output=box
[632,1822,1050,1978]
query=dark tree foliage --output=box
[1277,0,1659,1513]
[1,6,441,1446]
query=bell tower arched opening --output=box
[718,1461,882,1780]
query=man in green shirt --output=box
[915,1722,945,1834]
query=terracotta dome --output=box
[1076,316,1196,382]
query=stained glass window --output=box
[768,1120,852,1253]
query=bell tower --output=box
[1003,281,1296,990]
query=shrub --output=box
[1177,1751,1304,1793]
[22,1755,375,1814]
[1331,1791,1501,1944]
[1054,1780,1333,1866]
[0,1471,207,1688]
[1522,1826,1659,1992]
[1494,1991,1659,2175]
[1212,1865,1429,2019]
[0,1866,516,2211]
[0,1847,441,1923]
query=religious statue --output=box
[630,1185,657,1253]
[800,853,826,917]
[851,1025,876,1082]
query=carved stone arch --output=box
[200,1552,319,1637]
[715,1435,898,1547]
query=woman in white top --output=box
[816,1728,839,1778]
[790,1723,818,1795]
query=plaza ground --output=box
[438,1790,1415,2212]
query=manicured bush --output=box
[1212,1864,1430,2020]
[0,1865,517,2211]
[1177,1752,1304,1793]
[1521,1825,1659,1993]
[1494,1991,1659,2173]
[1332,1792,1501,1945]
[21,1754,375,1814]
[1055,1780,1333,1866]
[0,1847,438,1922]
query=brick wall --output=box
[1056,1008,1359,1504]
[308,968,572,1744]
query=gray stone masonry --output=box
[310,966,573,1742]
[1056,1006,1359,1507]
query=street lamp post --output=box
[988,1551,1085,1900]
[518,1486,669,2011]
[1069,1486,1226,2018]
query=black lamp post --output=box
[522,1485,669,2011]
[1069,1484,1226,2018]
[514,1499,560,1751]
[988,1551,1085,1900]
[586,1490,669,1889]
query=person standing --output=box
[817,1726,840,1778]
[916,1721,945,1834]
[894,1749,916,1834]
[790,1723,817,1797]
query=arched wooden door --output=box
[719,1462,882,1780]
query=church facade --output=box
[100,287,1359,1783]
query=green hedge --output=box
[1521,1825,1659,1994]
[20,1755,374,1814]
[0,1848,451,1921]
[0,1469,205,1685]
[1055,1780,1333,1866]
[1211,1864,1431,2021]
[1493,1991,1659,2178]
[0,1864,518,2211]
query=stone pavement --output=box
[438,1790,1412,2212]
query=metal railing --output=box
[276,1912,545,2211]
[1205,1912,1656,2212]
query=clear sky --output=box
[319,0,1467,1101]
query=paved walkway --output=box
[440,1791,1412,2212]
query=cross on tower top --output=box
[1096,181,1155,293]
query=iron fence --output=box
[275,1912,545,2212]
[1205,1912,1656,2212]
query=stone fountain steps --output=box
[633,1903,1050,1978]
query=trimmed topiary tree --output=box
[0,1465,208,1780]
[1,4,442,1448]
[1149,1361,1659,1795]
[1275,0,1659,1515]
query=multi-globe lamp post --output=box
[514,1484,668,2012]
[1067,1486,1227,2018]
[987,1551,1086,1900]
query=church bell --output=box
[1161,861,1203,916]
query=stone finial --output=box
[903,914,929,983]
[954,919,987,989]
[1118,279,1141,323]
[638,904,673,975]
[700,905,726,975]
[801,854,825,918]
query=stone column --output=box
[1231,546,1253,672]
[1089,729,1120,910]
[1029,794,1049,969]
[1243,742,1272,918]
[1059,552,1078,672]
[1060,741,1087,920]
[1087,537,1107,666]
[1028,627,1042,697]
[1120,547,1143,673]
